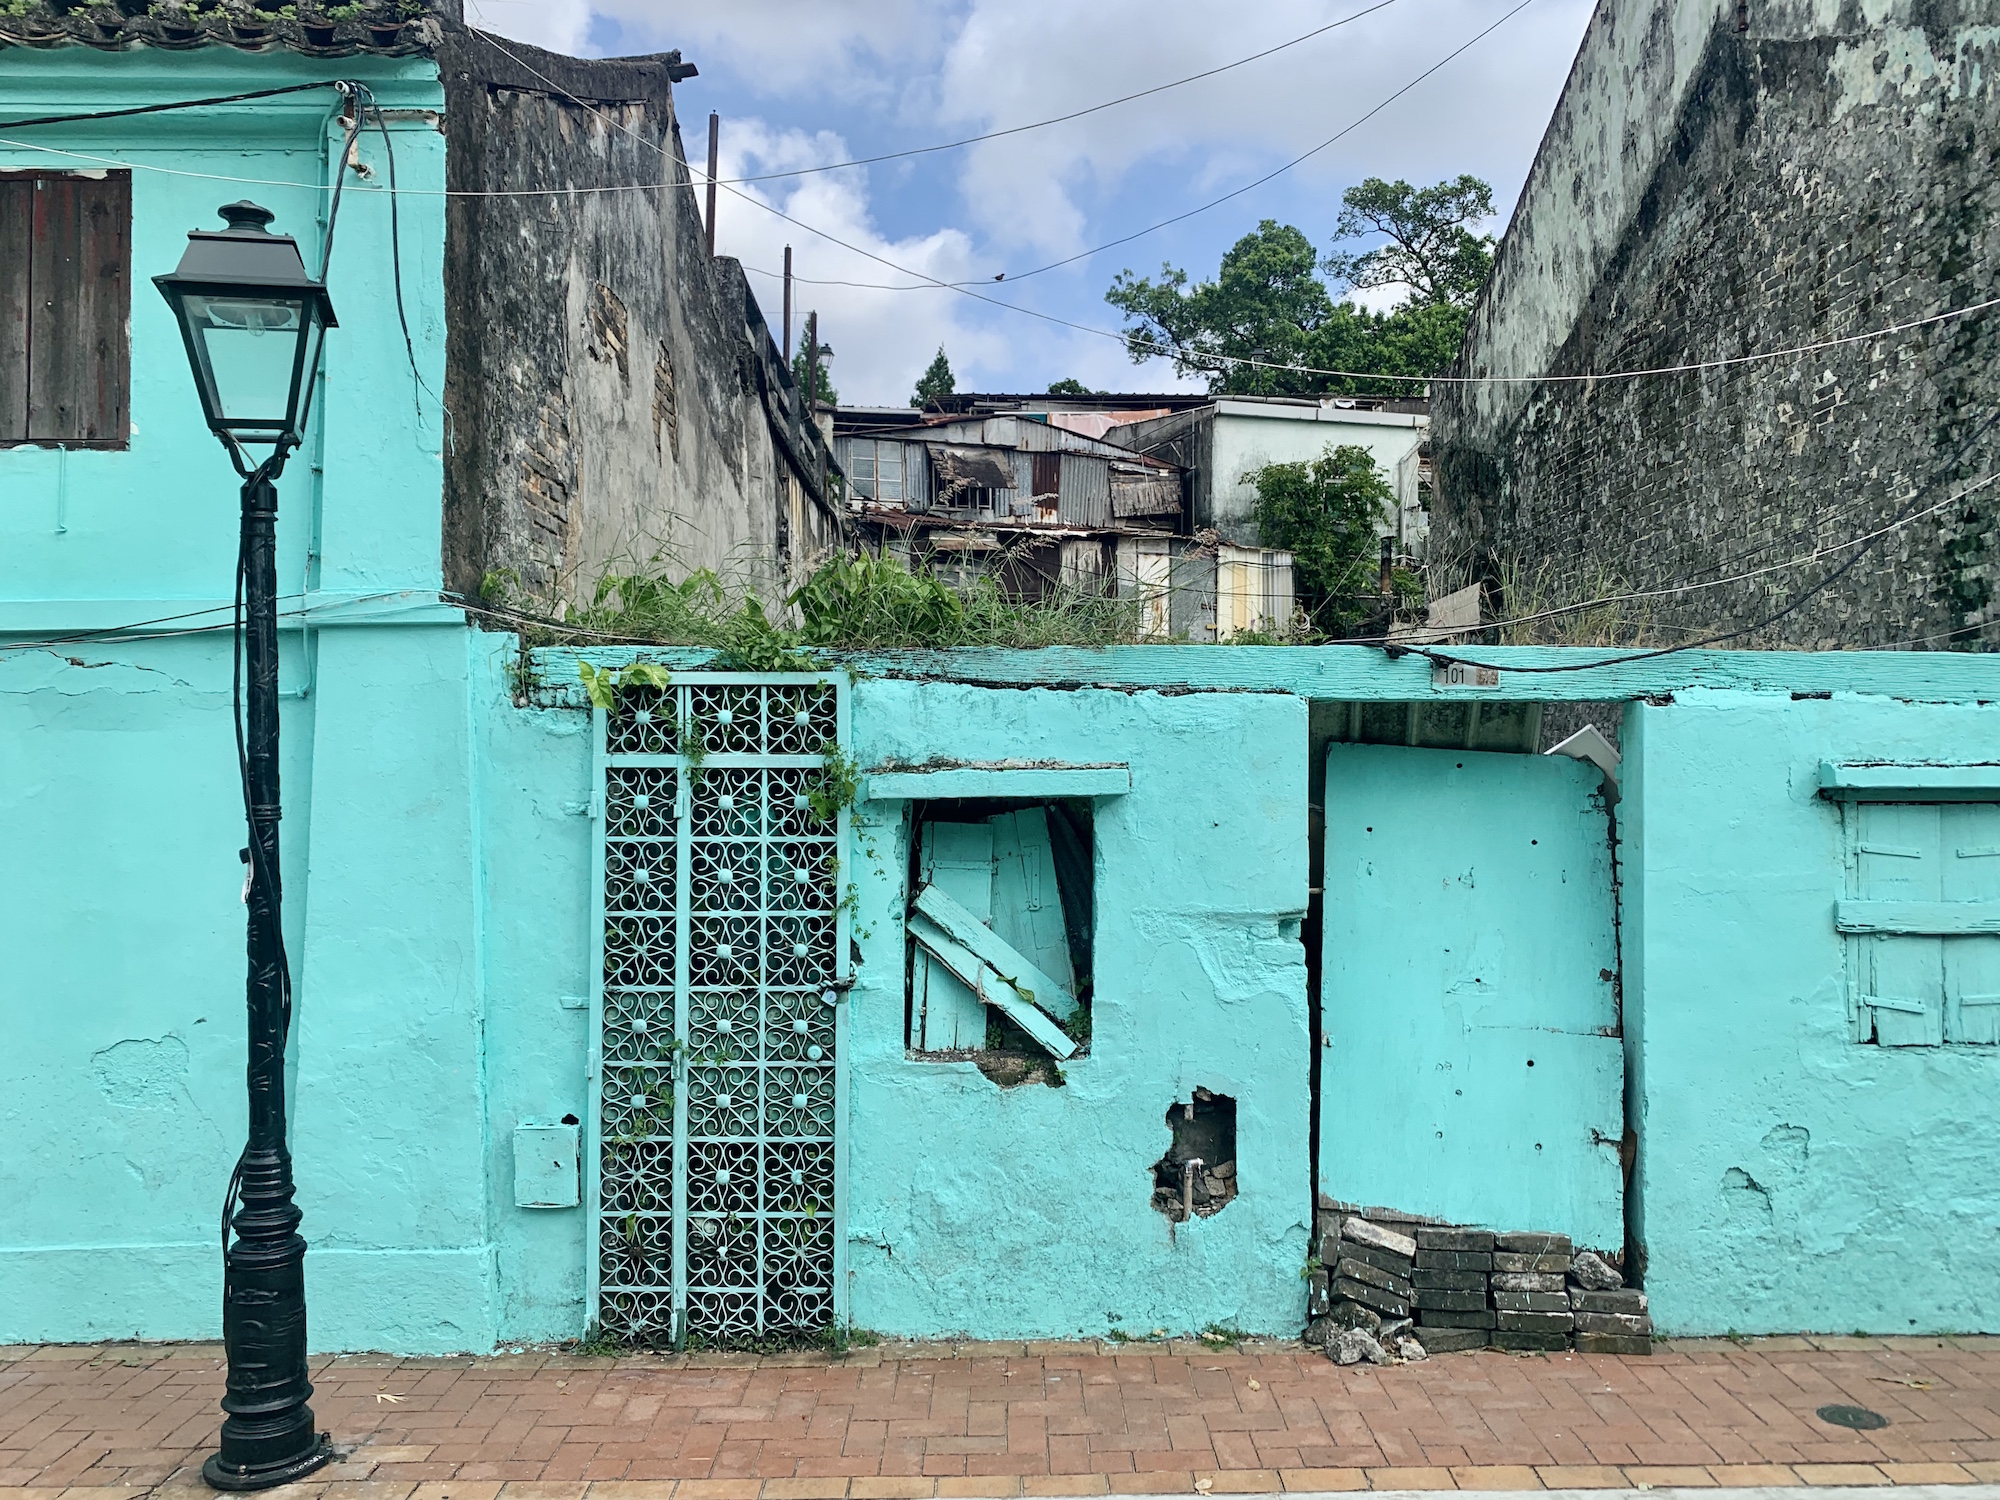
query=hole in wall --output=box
[561,1113,579,1126]
[1151,1088,1237,1221]
[904,797,1094,1085]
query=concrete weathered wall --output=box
[1433,0,2000,648]
[1114,403,1426,548]
[437,37,839,614]
[10,624,2000,1349]
[0,45,476,1348]
[845,682,1313,1338]
[1624,690,2000,1334]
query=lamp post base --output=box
[201,1432,332,1492]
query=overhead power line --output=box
[0,80,340,130]
[12,13,1992,395]
[985,0,1537,285]
[698,0,1405,187]
[1408,407,2000,673]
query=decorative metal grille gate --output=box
[588,675,847,1345]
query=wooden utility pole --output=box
[782,245,793,364]
[704,112,719,256]
[806,310,825,496]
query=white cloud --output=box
[453,0,1597,395]
[461,0,594,55]
[596,0,946,96]
[710,119,1014,405]
[934,0,1596,262]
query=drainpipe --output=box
[1182,1157,1204,1220]
[1378,535,1393,594]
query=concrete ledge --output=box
[864,761,1132,801]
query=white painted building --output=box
[1108,396,1431,555]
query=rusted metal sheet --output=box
[1110,464,1180,517]
[928,443,1014,495]
[1058,453,1109,527]
[1030,451,1061,501]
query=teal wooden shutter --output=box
[1852,803,1946,1046]
[1944,803,2000,1045]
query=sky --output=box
[460,0,1597,407]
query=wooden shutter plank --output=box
[911,821,992,1050]
[988,808,1077,1017]
[913,880,1076,1020]
[1945,804,2000,1044]
[0,176,31,441]
[907,911,1077,1061]
[27,171,129,445]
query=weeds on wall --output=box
[487,550,1148,654]
[1419,550,1665,647]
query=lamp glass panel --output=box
[293,313,328,434]
[183,292,310,430]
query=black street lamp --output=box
[155,201,338,1492]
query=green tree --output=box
[1106,221,1333,396]
[1323,174,1496,309]
[1045,377,1097,395]
[1104,177,1496,396]
[911,346,956,408]
[791,347,838,407]
[1248,443,1393,634]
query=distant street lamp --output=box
[155,200,338,1492]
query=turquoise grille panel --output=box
[589,675,846,1346]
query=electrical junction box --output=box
[513,1122,580,1208]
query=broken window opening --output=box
[1151,1088,1237,1220]
[905,797,1093,1085]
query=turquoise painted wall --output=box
[0,47,462,1345]
[456,666,1318,1345]
[1625,689,2000,1335]
[844,681,1313,1339]
[1319,744,1624,1250]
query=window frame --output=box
[1835,795,2000,1047]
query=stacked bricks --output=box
[1491,1231,1574,1351]
[1411,1225,1495,1353]
[1571,1251,1653,1355]
[1309,1204,1651,1356]
[1318,1215,1417,1331]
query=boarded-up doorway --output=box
[1318,743,1623,1247]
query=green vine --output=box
[807,741,861,823]
[577,659,674,711]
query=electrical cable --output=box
[18,103,1995,390]
[449,448,2000,659]
[1397,468,2000,645]
[10,96,1998,394]
[0,80,339,131]
[1404,407,2000,673]
[981,0,1537,287]
[450,19,1537,365]
[318,83,368,282]
[351,82,437,424]
[0,0,1400,195]
[658,0,1405,188]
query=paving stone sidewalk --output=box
[4,1336,1998,1499]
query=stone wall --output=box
[438,34,840,613]
[1431,0,2000,650]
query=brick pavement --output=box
[3,1336,1998,1498]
